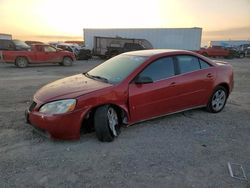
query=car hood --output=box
[34,74,112,102]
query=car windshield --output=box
[13,40,30,48]
[86,54,147,84]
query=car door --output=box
[28,45,44,63]
[217,46,227,56]
[128,56,180,122]
[42,46,61,63]
[173,55,215,109]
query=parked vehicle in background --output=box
[209,40,250,48]
[196,46,235,58]
[92,36,152,58]
[55,43,80,56]
[54,43,92,60]
[105,42,148,58]
[0,39,30,51]
[243,47,250,57]
[225,47,240,58]
[77,48,92,60]
[2,44,75,67]
[26,50,234,141]
[238,44,250,58]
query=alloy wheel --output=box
[211,89,226,112]
[107,107,118,136]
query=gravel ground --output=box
[0,58,250,188]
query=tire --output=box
[62,57,73,66]
[15,57,28,68]
[207,86,228,113]
[94,105,120,142]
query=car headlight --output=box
[39,99,76,114]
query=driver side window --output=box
[138,57,175,82]
[44,46,57,52]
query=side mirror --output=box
[134,76,153,84]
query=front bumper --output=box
[25,108,87,140]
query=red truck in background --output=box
[196,46,232,58]
[1,44,76,68]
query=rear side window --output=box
[139,57,175,81]
[199,59,211,69]
[44,46,57,52]
[176,55,200,74]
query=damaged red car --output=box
[25,50,234,142]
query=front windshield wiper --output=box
[84,72,109,83]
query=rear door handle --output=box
[207,73,213,78]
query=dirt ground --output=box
[0,57,250,188]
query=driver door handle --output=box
[170,82,176,86]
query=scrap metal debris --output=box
[228,162,247,181]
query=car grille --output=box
[29,101,37,111]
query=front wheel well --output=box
[216,83,230,97]
[62,56,73,61]
[80,104,128,134]
[15,56,29,63]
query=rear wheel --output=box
[207,86,228,113]
[15,57,28,68]
[94,105,120,142]
[62,57,73,66]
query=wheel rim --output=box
[107,108,118,136]
[211,89,226,111]
[18,58,27,67]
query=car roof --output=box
[123,49,195,57]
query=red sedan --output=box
[26,50,234,141]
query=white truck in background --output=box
[83,28,202,51]
[92,36,153,58]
